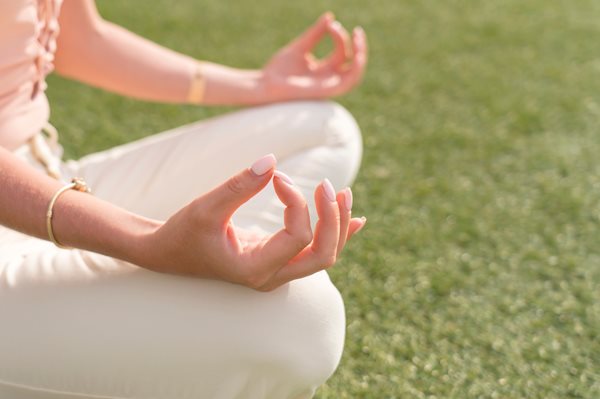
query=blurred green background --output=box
[47,0,600,397]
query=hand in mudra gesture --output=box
[262,12,368,101]
[142,154,365,291]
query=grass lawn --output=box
[47,0,600,397]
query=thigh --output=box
[0,237,345,399]
[70,101,360,222]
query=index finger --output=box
[320,20,352,71]
[265,179,341,285]
[291,12,334,53]
[250,171,313,274]
[330,26,368,96]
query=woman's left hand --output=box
[261,12,368,102]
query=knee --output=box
[319,102,363,187]
[164,274,346,396]
[288,100,363,151]
[322,101,363,151]
[258,272,346,387]
[274,100,363,188]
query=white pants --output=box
[0,101,363,399]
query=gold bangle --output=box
[187,63,205,104]
[46,177,92,249]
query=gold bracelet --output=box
[46,177,92,249]
[187,63,205,104]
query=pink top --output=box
[0,0,62,150]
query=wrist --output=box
[186,62,206,105]
[50,189,164,268]
[256,69,295,104]
[119,215,164,269]
[196,62,267,106]
[230,68,266,105]
[249,69,269,104]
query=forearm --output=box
[0,147,160,265]
[54,1,266,106]
[55,18,198,104]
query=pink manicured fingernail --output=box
[322,178,336,202]
[274,170,294,185]
[343,187,353,210]
[251,154,276,176]
[331,20,342,30]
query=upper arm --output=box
[54,0,104,75]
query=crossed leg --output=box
[0,101,362,399]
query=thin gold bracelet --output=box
[46,177,92,249]
[187,62,205,104]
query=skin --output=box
[54,3,368,105]
[0,0,368,291]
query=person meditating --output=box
[0,1,368,398]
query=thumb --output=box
[202,154,277,221]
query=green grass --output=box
[47,0,600,397]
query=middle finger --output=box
[267,178,341,285]
[321,20,352,71]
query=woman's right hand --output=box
[138,154,365,291]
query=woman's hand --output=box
[139,154,366,291]
[260,12,368,102]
